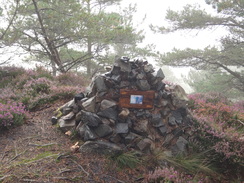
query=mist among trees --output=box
[0,0,243,99]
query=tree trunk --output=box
[86,37,92,76]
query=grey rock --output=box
[137,138,153,153]
[110,66,120,75]
[111,74,121,83]
[80,110,102,127]
[156,81,165,91]
[124,132,140,144]
[168,116,177,126]
[79,140,123,155]
[82,96,96,113]
[100,99,117,111]
[114,57,131,73]
[154,68,165,80]
[60,100,75,114]
[136,80,150,91]
[75,111,82,123]
[163,134,174,147]
[172,110,183,125]
[133,119,148,136]
[97,108,118,121]
[143,64,154,73]
[76,124,97,141]
[84,127,96,141]
[74,92,85,103]
[94,76,107,93]
[119,81,130,88]
[172,128,183,137]
[116,123,129,134]
[109,133,122,143]
[158,126,167,136]
[171,136,188,156]
[93,124,113,138]
[151,114,164,127]
[136,73,145,80]
[51,116,58,125]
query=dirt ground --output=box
[0,101,147,183]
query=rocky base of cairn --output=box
[52,57,193,156]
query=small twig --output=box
[237,119,244,125]
[70,159,90,177]
[59,168,78,174]
[104,175,125,183]
[1,144,8,162]
[7,150,27,164]
[53,177,71,181]
[22,179,39,182]
[28,143,58,147]
[14,141,18,156]
[0,175,11,181]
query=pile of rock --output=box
[53,57,193,156]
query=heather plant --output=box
[55,72,89,87]
[0,66,25,88]
[188,92,244,178]
[23,77,52,96]
[0,101,28,128]
[0,65,85,112]
[145,166,211,183]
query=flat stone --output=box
[136,80,150,91]
[79,140,123,156]
[115,123,129,134]
[97,108,118,121]
[93,124,113,138]
[82,96,96,113]
[62,107,73,116]
[100,99,117,111]
[60,99,75,112]
[62,112,75,121]
[58,118,76,132]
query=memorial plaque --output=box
[119,89,155,109]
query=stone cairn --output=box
[53,57,193,156]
